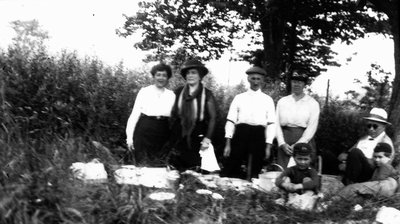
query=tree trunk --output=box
[387,6,400,152]
[259,0,285,81]
[363,0,400,153]
[252,0,287,98]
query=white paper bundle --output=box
[70,159,108,183]
[199,143,220,172]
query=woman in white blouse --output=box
[125,63,176,166]
[276,69,320,168]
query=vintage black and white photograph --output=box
[1,0,399,223]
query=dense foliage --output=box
[118,0,389,82]
[1,48,137,147]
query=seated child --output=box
[318,142,399,210]
[275,143,320,194]
[370,142,398,181]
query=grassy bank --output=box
[2,137,400,224]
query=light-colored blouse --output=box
[276,94,320,146]
[126,85,176,144]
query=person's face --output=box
[185,69,201,86]
[366,121,386,138]
[294,154,311,170]
[373,152,390,167]
[153,70,169,88]
[247,73,263,91]
[291,79,306,95]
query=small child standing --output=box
[275,143,320,194]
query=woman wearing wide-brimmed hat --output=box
[126,63,176,166]
[169,59,217,171]
[275,69,320,169]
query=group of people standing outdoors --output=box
[125,59,397,194]
[126,60,217,171]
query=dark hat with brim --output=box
[290,71,308,82]
[245,66,266,76]
[180,59,209,79]
[293,143,312,156]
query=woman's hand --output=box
[200,137,211,151]
[280,143,293,156]
[127,140,135,151]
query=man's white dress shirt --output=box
[225,89,276,144]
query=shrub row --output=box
[0,46,373,168]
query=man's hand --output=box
[265,143,272,160]
[338,152,348,162]
[223,139,231,157]
[280,143,293,156]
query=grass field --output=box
[1,137,400,224]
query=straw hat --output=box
[363,107,390,124]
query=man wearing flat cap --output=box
[338,107,394,185]
[221,66,276,180]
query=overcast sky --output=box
[0,0,395,98]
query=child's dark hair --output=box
[374,142,392,158]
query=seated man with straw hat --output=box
[338,107,394,185]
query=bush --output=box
[0,47,144,147]
[315,104,366,157]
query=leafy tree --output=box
[10,19,49,56]
[356,0,400,152]
[119,0,386,89]
[357,63,392,110]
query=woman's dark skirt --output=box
[276,126,317,168]
[133,115,170,166]
[168,120,210,172]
